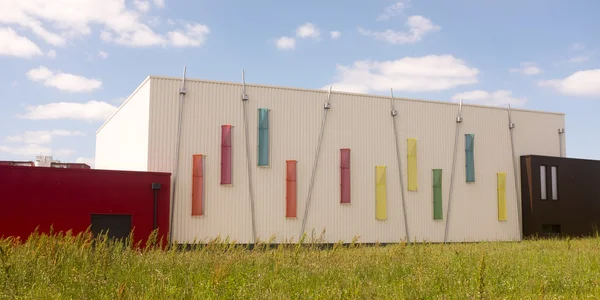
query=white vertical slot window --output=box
[551,166,558,200]
[540,165,547,200]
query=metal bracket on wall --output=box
[390,88,410,244]
[300,86,332,239]
[241,70,257,244]
[169,66,188,245]
[444,98,463,244]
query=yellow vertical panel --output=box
[407,138,418,191]
[497,172,507,221]
[375,166,387,220]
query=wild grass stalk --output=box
[1,231,599,299]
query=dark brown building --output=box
[521,155,600,238]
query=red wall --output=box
[0,166,171,245]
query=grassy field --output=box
[1,231,600,299]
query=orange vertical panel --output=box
[221,125,232,185]
[286,160,297,218]
[340,149,351,204]
[192,155,204,216]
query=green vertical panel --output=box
[258,108,269,166]
[433,169,443,220]
[465,134,475,182]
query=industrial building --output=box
[0,156,90,169]
[95,74,567,244]
[521,155,600,238]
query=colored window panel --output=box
[286,160,297,218]
[465,134,475,183]
[433,169,443,220]
[497,172,507,221]
[258,109,269,166]
[340,149,351,204]
[407,138,418,191]
[375,166,387,220]
[192,155,204,216]
[221,125,232,185]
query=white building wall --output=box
[141,76,565,244]
[95,78,151,171]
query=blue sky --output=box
[1,0,599,167]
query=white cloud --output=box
[509,62,542,75]
[0,144,75,158]
[133,0,151,12]
[359,15,440,44]
[296,23,320,39]
[99,51,109,59]
[327,55,479,94]
[571,43,585,51]
[539,69,600,97]
[154,0,165,8]
[330,31,341,39]
[377,1,408,21]
[6,130,84,145]
[19,101,118,122]
[568,56,590,63]
[275,36,295,50]
[76,157,95,168]
[0,0,208,48]
[26,66,102,92]
[0,27,43,58]
[452,90,527,107]
[26,66,53,81]
[5,136,24,143]
[166,23,210,47]
[46,49,56,58]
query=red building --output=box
[0,165,171,245]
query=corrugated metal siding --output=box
[95,79,150,171]
[144,76,565,244]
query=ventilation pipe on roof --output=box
[169,66,187,246]
[558,128,565,157]
[390,88,410,244]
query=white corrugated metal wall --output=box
[109,76,565,244]
[96,78,151,171]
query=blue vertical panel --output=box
[465,134,475,183]
[258,108,269,166]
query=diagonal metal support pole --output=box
[444,99,463,244]
[169,65,187,245]
[390,88,410,244]
[508,105,522,240]
[241,70,258,244]
[300,86,332,239]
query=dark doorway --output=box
[91,214,132,240]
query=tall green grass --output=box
[1,230,600,299]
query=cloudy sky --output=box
[1,0,599,167]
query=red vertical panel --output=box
[340,149,351,204]
[192,155,203,216]
[286,160,297,218]
[221,125,232,185]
